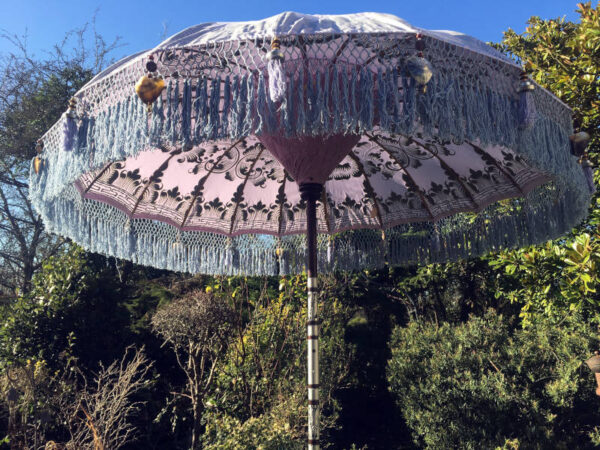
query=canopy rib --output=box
[321,188,332,233]
[131,147,181,216]
[84,162,113,193]
[366,132,436,221]
[331,37,350,64]
[347,150,384,228]
[467,141,525,195]
[409,137,481,210]
[228,144,267,235]
[180,138,244,228]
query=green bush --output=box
[0,245,131,370]
[201,274,355,448]
[387,310,600,449]
[202,395,303,450]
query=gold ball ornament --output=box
[33,156,43,174]
[405,56,433,94]
[33,139,44,174]
[135,75,166,112]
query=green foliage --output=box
[199,271,411,449]
[202,397,303,450]
[201,273,357,448]
[388,310,600,449]
[391,259,513,324]
[490,233,600,325]
[0,65,93,161]
[0,245,130,370]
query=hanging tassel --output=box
[77,112,89,150]
[295,68,307,135]
[570,131,590,158]
[267,37,286,103]
[348,68,359,131]
[569,131,594,193]
[220,76,231,137]
[432,224,441,253]
[150,95,164,144]
[339,67,351,130]
[255,72,267,133]
[181,79,192,146]
[169,80,180,145]
[320,68,331,133]
[517,71,536,130]
[164,81,174,142]
[581,158,596,194]
[327,237,334,266]
[377,69,389,131]
[194,77,208,141]
[331,66,341,132]
[228,75,243,138]
[282,71,294,136]
[358,67,374,131]
[205,78,221,140]
[242,74,255,135]
[63,98,78,151]
[306,70,317,133]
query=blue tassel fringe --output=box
[30,64,591,275]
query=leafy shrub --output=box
[202,395,303,450]
[201,273,363,449]
[0,245,131,370]
[489,234,600,326]
[387,310,600,449]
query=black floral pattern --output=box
[79,130,550,235]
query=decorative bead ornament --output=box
[406,33,433,94]
[135,55,166,113]
[570,131,595,193]
[569,131,590,157]
[33,139,44,175]
[517,71,536,130]
[62,97,78,151]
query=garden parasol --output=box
[30,12,592,448]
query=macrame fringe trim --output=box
[30,181,588,276]
[30,64,591,275]
[35,64,587,205]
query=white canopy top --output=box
[156,12,514,63]
[87,11,516,89]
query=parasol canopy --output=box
[30,12,589,276]
[30,12,592,449]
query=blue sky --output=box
[0,0,579,62]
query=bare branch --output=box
[152,290,237,449]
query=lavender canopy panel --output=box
[30,12,590,275]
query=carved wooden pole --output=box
[300,182,323,450]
